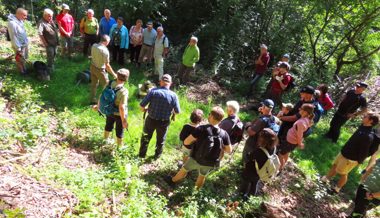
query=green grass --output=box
[1,28,378,217]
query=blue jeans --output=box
[139,116,170,158]
[247,73,263,96]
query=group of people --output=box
[6,5,380,218]
[7,5,201,85]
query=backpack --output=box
[99,81,123,115]
[260,116,280,135]
[369,131,380,157]
[228,117,244,145]
[5,28,11,41]
[191,126,224,167]
[162,36,169,58]
[255,147,280,183]
[312,101,324,124]
[284,73,296,91]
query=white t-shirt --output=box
[153,35,169,58]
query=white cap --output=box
[62,4,70,10]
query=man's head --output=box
[100,34,110,46]
[43,8,54,22]
[208,106,225,125]
[135,19,143,27]
[362,113,379,127]
[16,8,28,21]
[159,74,172,87]
[259,99,274,115]
[117,17,124,26]
[226,100,239,116]
[116,68,129,82]
[190,109,204,125]
[189,36,198,46]
[260,44,268,54]
[146,21,153,30]
[104,9,111,19]
[281,54,290,62]
[355,82,368,94]
[300,85,315,101]
[87,9,94,18]
[157,26,164,37]
[61,4,70,13]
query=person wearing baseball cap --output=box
[242,98,279,164]
[325,82,368,143]
[278,85,323,139]
[56,4,75,57]
[139,74,181,159]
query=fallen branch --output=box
[0,153,35,165]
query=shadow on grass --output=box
[140,156,244,213]
[292,122,363,197]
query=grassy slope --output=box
[0,21,378,217]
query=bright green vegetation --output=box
[1,47,377,217]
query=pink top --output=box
[318,93,334,111]
[129,25,143,46]
[287,117,312,145]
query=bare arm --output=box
[184,135,197,146]
[280,114,298,122]
[223,144,232,154]
[119,103,128,129]
[105,63,117,79]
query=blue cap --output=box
[261,99,274,109]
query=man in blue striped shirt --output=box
[139,74,180,159]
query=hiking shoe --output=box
[164,176,176,188]
[321,176,330,184]
[327,187,340,195]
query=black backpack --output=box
[259,116,280,135]
[162,36,169,58]
[369,131,380,157]
[228,117,244,145]
[191,126,224,167]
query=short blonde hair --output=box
[226,100,240,114]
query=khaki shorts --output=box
[183,157,215,176]
[333,153,358,175]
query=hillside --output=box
[0,21,379,218]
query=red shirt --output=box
[255,52,270,74]
[318,93,334,111]
[271,73,291,94]
[56,13,74,36]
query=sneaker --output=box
[327,187,340,195]
[321,176,329,184]
[103,138,114,145]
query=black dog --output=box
[33,61,50,81]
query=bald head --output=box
[16,8,28,21]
